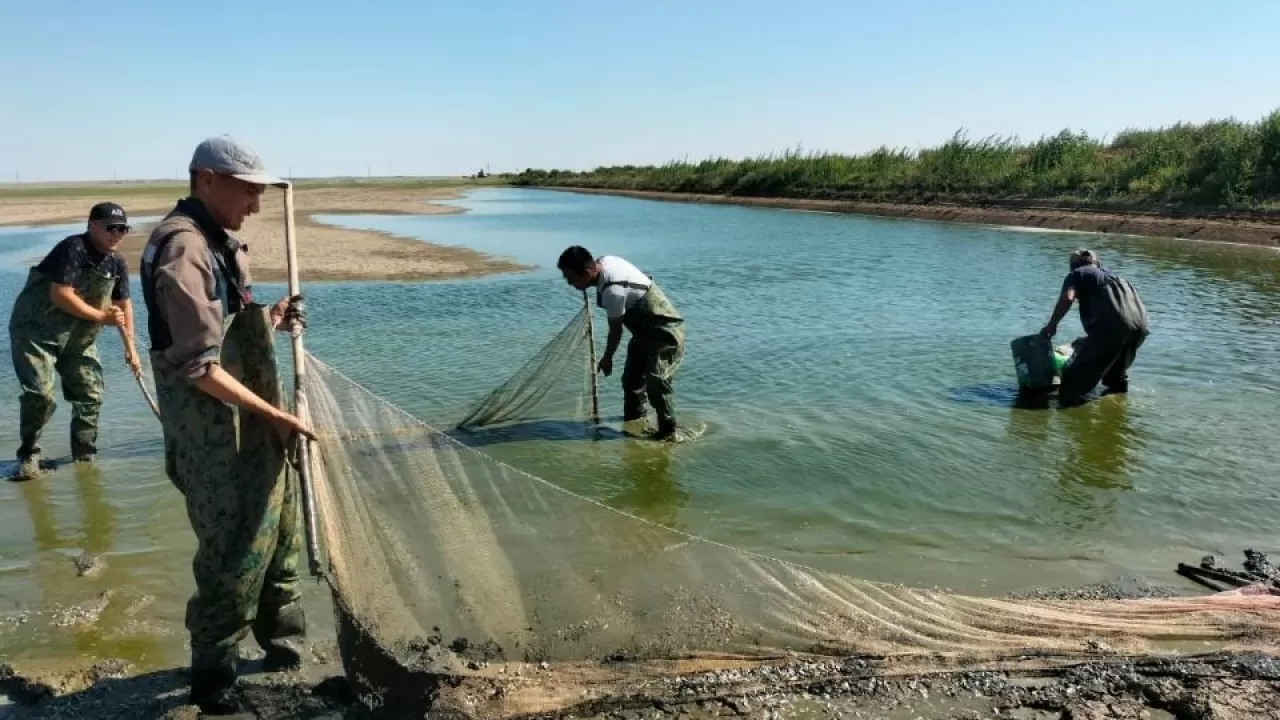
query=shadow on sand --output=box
[0,661,353,720]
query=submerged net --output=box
[297,309,1280,717]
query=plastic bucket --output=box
[1010,334,1057,390]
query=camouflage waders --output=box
[151,305,305,674]
[618,281,684,435]
[7,266,115,464]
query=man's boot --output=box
[70,426,97,464]
[189,663,241,715]
[15,453,41,481]
[257,601,307,672]
[650,417,679,442]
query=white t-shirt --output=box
[595,255,651,320]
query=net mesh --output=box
[454,304,598,433]
[297,309,1280,717]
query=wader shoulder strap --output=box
[595,274,654,307]
[140,228,246,352]
[140,229,185,352]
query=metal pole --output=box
[582,289,600,425]
[284,182,325,578]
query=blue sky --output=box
[1,0,1276,182]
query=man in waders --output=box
[139,135,315,714]
[557,245,687,441]
[8,202,143,480]
[1041,249,1150,407]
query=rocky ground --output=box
[4,649,1278,719]
[4,555,1277,719]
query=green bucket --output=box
[1010,334,1057,390]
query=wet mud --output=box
[4,633,1279,719]
[5,555,1278,719]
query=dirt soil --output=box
[4,650,1278,719]
[0,186,530,283]
[549,188,1280,248]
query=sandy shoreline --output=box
[544,187,1280,248]
[0,185,530,283]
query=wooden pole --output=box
[284,182,325,578]
[582,289,600,425]
[118,325,160,420]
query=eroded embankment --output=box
[540,187,1280,248]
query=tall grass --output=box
[511,109,1280,212]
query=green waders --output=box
[1059,275,1151,407]
[7,267,116,468]
[151,305,305,679]
[619,281,685,436]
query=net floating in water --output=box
[298,310,1280,718]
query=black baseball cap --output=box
[88,202,128,225]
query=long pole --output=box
[284,182,325,578]
[118,325,160,420]
[582,289,600,425]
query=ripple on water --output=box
[2,188,1280,668]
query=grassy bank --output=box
[510,109,1280,215]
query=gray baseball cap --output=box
[189,135,288,188]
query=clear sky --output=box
[1,0,1276,182]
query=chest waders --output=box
[8,265,116,465]
[146,250,305,680]
[1059,275,1151,406]
[599,278,685,435]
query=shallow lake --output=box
[2,187,1278,670]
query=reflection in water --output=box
[12,464,163,665]
[606,440,689,530]
[1051,395,1142,533]
[16,463,115,557]
[1006,396,1054,446]
[949,382,1086,411]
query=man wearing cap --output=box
[139,135,314,713]
[1041,248,1150,407]
[8,202,142,480]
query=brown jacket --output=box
[140,198,254,381]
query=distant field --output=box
[0,175,505,199]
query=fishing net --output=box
[453,302,599,432]
[295,307,1280,718]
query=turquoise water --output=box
[2,188,1280,670]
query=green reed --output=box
[511,109,1280,212]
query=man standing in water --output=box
[558,245,687,441]
[8,202,142,480]
[139,135,314,714]
[1041,249,1150,407]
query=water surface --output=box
[2,189,1279,670]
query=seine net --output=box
[453,302,599,432]
[295,307,1280,717]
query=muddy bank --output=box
[0,642,353,719]
[0,185,531,283]
[544,187,1280,248]
[9,649,1278,719]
